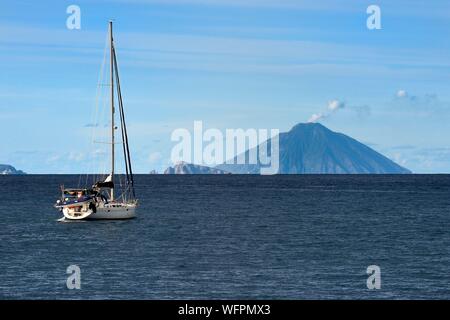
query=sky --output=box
[1,0,450,173]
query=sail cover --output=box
[93,174,114,189]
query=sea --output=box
[1,174,450,299]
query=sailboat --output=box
[55,21,137,220]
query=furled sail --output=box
[93,174,114,189]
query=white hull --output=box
[62,202,136,220]
[89,205,136,219]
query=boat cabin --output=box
[62,188,93,200]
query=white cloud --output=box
[91,149,107,158]
[392,90,447,117]
[328,99,345,111]
[46,154,61,163]
[308,99,345,123]
[307,113,323,123]
[396,89,408,98]
[68,151,85,162]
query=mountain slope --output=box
[217,123,411,174]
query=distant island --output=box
[164,162,230,174]
[0,164,26,175]
[164,123,411,174]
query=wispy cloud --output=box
[108,0,359,11]
[308,99,372,123]
[390,145,416,150]
[379,144,450,173]
[352,105,371,119]
[84,123,99,127]
[393,89,450,116]
[108,0,450,18]
[308,99,345,123]
[1,23,450,78]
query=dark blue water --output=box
[1,175,450,299]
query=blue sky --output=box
[1,0,450,173]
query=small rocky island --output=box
[164,162,229,174]
[0,164,26,175]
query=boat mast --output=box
[109,20,115,201]
[113,47,136,200]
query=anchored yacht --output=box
[55,21,137,220]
